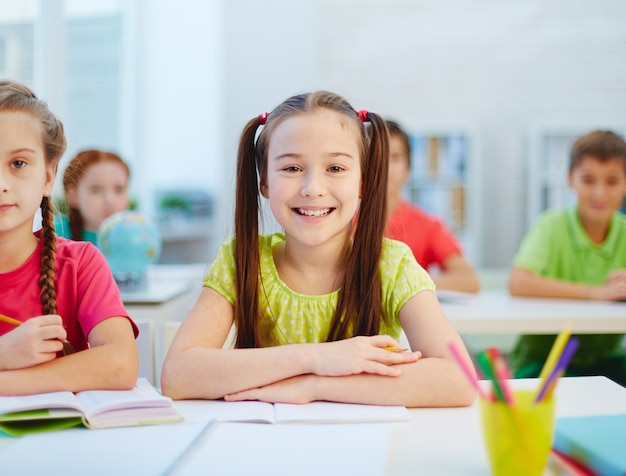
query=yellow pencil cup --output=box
[479,389,556,476]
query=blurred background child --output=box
[55,149,130,244]
[385,120,480,293]
[508,130,626,385]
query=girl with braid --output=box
[0,80,138,396]
[162,91,475,407]
[55,149,130,244]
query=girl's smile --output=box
[293,206,334,218]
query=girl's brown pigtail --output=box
[353,112,389,333]
[328,111,389,340]
[39,196,58,315]
[234,117,264,348]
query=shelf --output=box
[402,127,482,265]
[157,218,214,264]
[158,218,214,242]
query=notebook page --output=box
[174,399,276,423]
[0,391,79,414]
[273,401,410,424]
[75,378,172,417]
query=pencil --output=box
[0,313,77,356]
[477,351,507,402]
[486,347,515,405]
[535,337,579,403]
[383,346,409,353]
[535,321,572,397]
[447,341,489,400]
[0,313,23,327]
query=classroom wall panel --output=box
[314,0,626,266]
[133,0,626,267]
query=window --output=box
[0,1,36,83]
[0,0,133,194]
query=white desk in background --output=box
[121,264,206,320]
[439,290,626,334]
[1,376,625,476]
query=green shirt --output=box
[53,213,98,245]
[511,207,626,369]
[513,207,626,284]
[203,233,436,347]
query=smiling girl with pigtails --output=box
[162,90,475,407]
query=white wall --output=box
[218,0,322,252]
[134,0,224,223]
[316,0,626,265]
[137,0,626,266]
[135,0,322,260]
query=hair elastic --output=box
[357,110,369,123]
[259,112,269,125]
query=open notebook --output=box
[0,378,183,436]
[177,399,410,424]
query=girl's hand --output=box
[225,375,317,404]
[0,315,66,370]
[309,335,421,377]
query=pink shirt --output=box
[0,233,137,350]
[385,200,462,270]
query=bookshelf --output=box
[404,128,482,265]
[527,126,626,227]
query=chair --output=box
[134,318,155,385]
[161,321,181,360]
[157,321,182,386]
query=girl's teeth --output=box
[298,208,331,217]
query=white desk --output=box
[441,291,626,334]
[387,376,626,475]
[121,264,206,317]
[2,376,624,475]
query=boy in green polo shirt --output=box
[508,130,626,386]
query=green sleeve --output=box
[381,239,436,323]
[202,236,237,305]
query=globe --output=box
[97,211,162,284]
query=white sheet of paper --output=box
[2,421,210,476]
[274,401,410,423]
[175,399,409,424]
[175,399,275,423]
[174,422,392,475]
